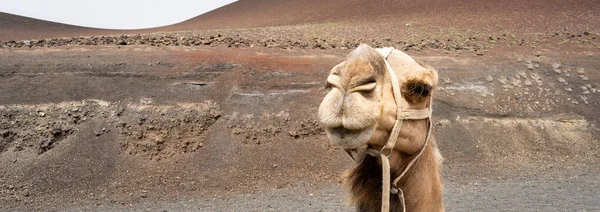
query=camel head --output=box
[318,44,438,152]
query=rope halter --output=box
[364,47,434,212]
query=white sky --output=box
[0,0,237,29]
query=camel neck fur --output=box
[344,139,444,212]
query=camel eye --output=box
[361,79,376,86]
[350,78,376,93]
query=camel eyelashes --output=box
[359,78,376,86]
[351,76,376,88]
[349,78,377,93]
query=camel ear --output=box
[424,65,439,89]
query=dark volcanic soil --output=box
[1,44,599,211]
[1,0,600,211]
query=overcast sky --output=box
[0,0,237,29]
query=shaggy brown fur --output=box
[344,140,443,212]
[344,154,401,212]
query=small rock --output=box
[554,69,562,74]
[289,131,299,138]
[442,77,452,84]
[515,55,523,62]
[580,96,589,104]
[581,75,589,81]
[577,68,585,74]
[565,87,573,92]
[511,78,521,87]
[517,70,528,79]
[552,61,561,70]
[530,73,542,82]
[534,51,543,57]
[486,75,494,82]
[526,63,534,70]
[498,76,507,84]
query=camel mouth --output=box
[324,124,376,148]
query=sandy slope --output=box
[2,0,599,41]
[0,12,114,41]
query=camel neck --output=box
[395,142,444,211]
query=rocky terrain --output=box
[1,0,599,211]
[2,28,599,55]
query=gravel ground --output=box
[54,171,600,212]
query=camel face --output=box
[318,46,387,148]
[319,44,438,151]
[320,44,444,211]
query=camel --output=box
[318,44,444,212]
